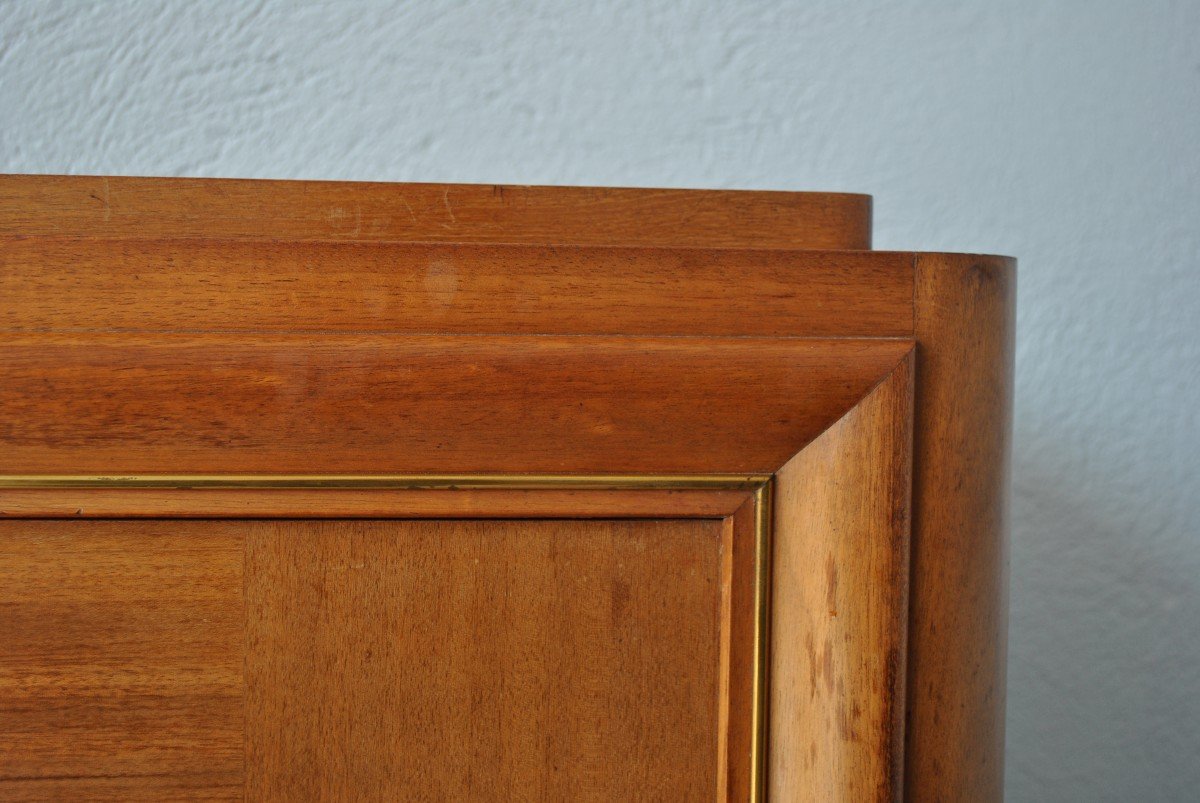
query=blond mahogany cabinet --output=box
[0,176,1013,802]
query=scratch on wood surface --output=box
[101,176,111,222]
[399,197,418,223]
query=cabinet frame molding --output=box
[0,473,774,802]
[0,175,1015,800]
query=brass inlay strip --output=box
[749,480,773,803]
[0,472,774,801]
[0,474,771,491]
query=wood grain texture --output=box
[720,496,762,802]
[0,487,752,519]
[0,520,243,799]
[0,773,241,803]
[0,175,1018,801]
[244,518,727,802]
[0,238,912,338]
[769,353,913,801]
[906,253,1015,802]
[0,174,871,250]
[0,334,913,474]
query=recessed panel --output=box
[0,516,731,801]
[0,521,244,800]
[245,518,724,801]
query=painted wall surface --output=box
[2,1,1197,799]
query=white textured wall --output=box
[3,1,1198,799]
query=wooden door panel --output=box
[0,521,243,798]
[246,518,724,802]
[0,514,747,802]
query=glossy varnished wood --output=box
[0,238,911,337]
[0,334,912,474]
[245,518,727,801]
[0,175,872,250]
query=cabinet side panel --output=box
[0,521,244,800]
[769,355,913,801]
[907,254,1015,802]
[245,519,725,802]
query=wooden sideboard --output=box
[0,175,1013,801]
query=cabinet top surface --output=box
[0,173,874,251]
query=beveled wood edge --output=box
[0,346,927,802]
[768,353,913,801]
[0,337,915,474]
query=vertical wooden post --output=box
[906,253,1016,801]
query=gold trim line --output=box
[749,480,773,803]
[0,474,771,491]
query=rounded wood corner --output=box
[906,249,1015,802]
